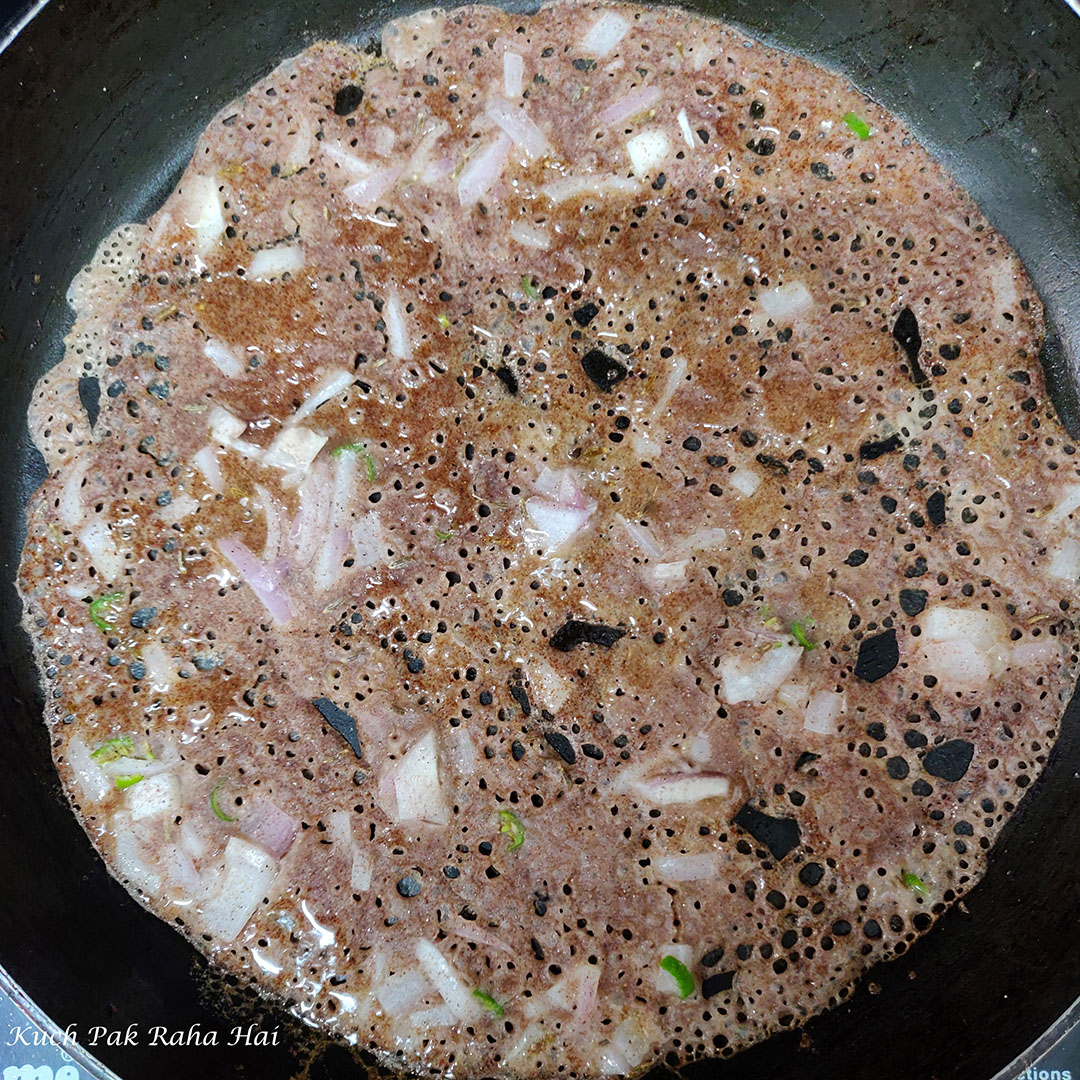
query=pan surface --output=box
[1,1,1078,1077]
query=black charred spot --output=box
[495,365,518,394]
[923,739,975,782]
[893,307,926,385]
[844,549,868,567]
[334,84,364,115]
[544,730,576,764]
[572,57,596,71]
[795,751,820,771]
[549,620,626,652]
[403,649,424,674]
[939,343,961,361]
[748,137,775,156]
[799,862,824,887]
[702,971,735,997]
[721,589,743,607]
[732,803,801,860]
[396,875,421,898]
[701,947,725,967]
[312,697,363,759]
[887,756,910,780]
[129,607,157,630]
[572,302,600,327]
[511,740,526,761]
[899,588,927,616]
[509,683,532,717]
[859,432,903,461]
[580,349,628,392]
[810,161,835,181]
[927,490,946,526]
[78,376,101,429]
[863,920,883,940]
[854,629,898,682]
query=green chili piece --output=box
[659,955,695,999]
[498,809,525,851]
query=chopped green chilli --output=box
[659,955,695,999]
[498,809,525,851]
[843,111,871,140]
[90,736,134,763]
[520,275,540,300]
[472,987,505,1017]
[331,441,377,482]
[89,592,125,631]
[210,781,237,822]
[437,313,451,329]
[901,870,929,896]
[115,774,143,790]
[434,527,454,541]
[791,620,816,650]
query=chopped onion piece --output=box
[125,772,181,821]
[217,536,293,623]
[677,107,695,148]
[157,493,198,524]
[198,836,279,942]
[581,10,630,55]
[66,734,110,803]
[729,467,761,497]
[353,511,386,568]
[509,218,550,250]
[540,173,640,204]
[457,132,512,208]
[650,560,688,584]
[373,124,396,157]
[922,605,1006,652]
[111,811,163,896]
[600,85,662,126]
[403,118,450,182]
[208,404,246,445]
[630,772,731,805]
[525,499,594,552]
[414,939,479,1021]
[59,455,89,528]
[503,51,524,97]
[192,446,224,493]
[654,943,694,994]
[343,164,403,209]
[239,797,299,859]
[1010,640,1057,667]
[652,852,719,882]
[322,141,372,176]
[384,287,413,361]
[612,1011,658,1071]
[485,97,551,159]
[283,112,313,172]
[262,426,328,472]
[618,514,664,559]
[1046,483,1080,525]
[393,730,449,825]
[381,9,444,69]
[919,638,991,690]
[314,525,351,592]
[409,1005,457,1028]
[78,520,124,580]
[140,640,175,694]
[1049,537,1080,580]
[651,354,687,419]
[626,129,669,177]
[181,174,224,257]
[804,690,844,734]
[248,245,304,281]
[293,367,353,422]
[760,279,813,321]
[720,643,803,704]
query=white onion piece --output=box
[449,919,515,955]
[414,939,479,1021]
[1046,483,1080,525]
[612,1012,657,1070]
[804,690,844,734]
[630,772,731,805]
[111,811,163,896]
[239,798,299,859]
[650,560,687,584]
[331,448,357,522]
[393,729,449,825]
[651,354,687,419]
[254,484,284,561]
[457,132,512,208]
[140,640,175,694]
[66,734,110,803]
[525,499,594,551]
[503,50,524,97]
[687,731,711,764]
[78,520,124,580]
[192,446,224,494]
[599,85,661,126]
[198,836,279,942]
[353,511,386,568]
[677,107,695,148]
[1049,537,1080,580]
[99,755,179,779]
[292,462,333,568]
[729,467,761,497]
[384,288,413,361]
[676,527,728,555]
[403,118,450,182]
[293,367,353,422]
[180,819,209,860]
[162,843,203,897]
[125,772,181,821]
[181,174,225,257]
[581,10,630,55]
[373,124,396,156]
[626,129,669,176]
[208,404,246,445]
[344,164,403,210]
[321,142,372,176]
[351,848,373,892]
[283,112,313,173]
[157,493,198,524]
[509,218,550,249]
[539,173,640,204]
[598,1047,634,1077]
[314,525,351,592]
[573,964,602,1025]
[408,1005,457,1028]
[381,10,444,69]
[248,245,304,281]
[485,98,551,159]
[922,606,1006,652]
[759,280,813,321]
[919,638,991,690]
[720,643,803,704]
[217,537,293,623]
[652,852,719,882]
[618,514,664,559]
[59,455,89,527]
[262,426,328,472]
[1010,639,1057,667]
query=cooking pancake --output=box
[17,2,1080,1075]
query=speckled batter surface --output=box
[17,3,1080,1077]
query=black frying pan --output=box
[1,1,1079,1077]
